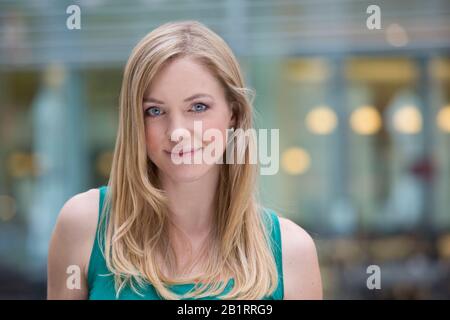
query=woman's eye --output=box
[191,103,209,113]
[145,106,163,117]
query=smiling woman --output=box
[47,20,322,300]
[142,56,234,183]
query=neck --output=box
[159,166,220,238]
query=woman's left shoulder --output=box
[277,216,323,299]
[278,217,317,256]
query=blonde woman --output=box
[47,21,322,300]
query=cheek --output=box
[145,122,163,157]
[201,113,231,147]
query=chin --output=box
[160,163,212,183]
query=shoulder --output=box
[47,188,101,299]
[278,216,323,300]
[48,188,100,286]
[54,188,100,236]
[278,217,317,259]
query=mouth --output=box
[164,147,203,157]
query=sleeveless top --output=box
[87,186,284,300]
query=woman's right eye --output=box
[145,106,163,117]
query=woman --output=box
[47,20,322,300]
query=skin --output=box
[143,57,235,276]
[47,57,322,299]
[143,57,234,237]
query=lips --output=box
[165,147,202,156]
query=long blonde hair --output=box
[99,20,278,299]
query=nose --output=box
[166,113,191,144]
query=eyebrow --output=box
[143,93,214,104]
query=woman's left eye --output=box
[190,103,209,113]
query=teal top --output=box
[88,186,284,300]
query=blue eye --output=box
[191,103,209,113]
[145,107,163,117]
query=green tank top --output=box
[88,186,284,300]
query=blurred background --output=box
[0,0,449,299]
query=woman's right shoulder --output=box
[50,188,101,273]
[48,188,101,299]
[56,188,100,233]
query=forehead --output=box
[144,57,225,98]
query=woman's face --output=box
[143,56,235,182]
